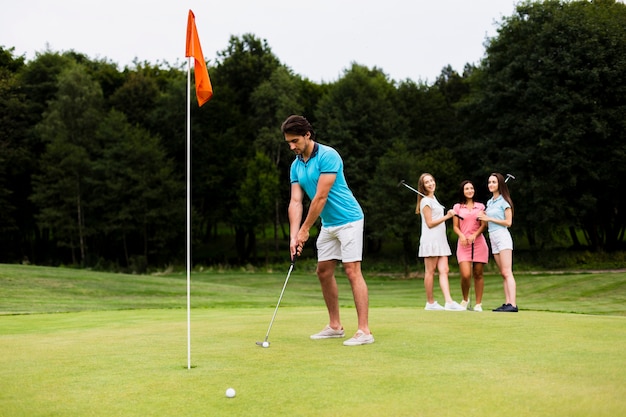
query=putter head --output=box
[397,180,406,188]
[505,174,516,182]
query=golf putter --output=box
[469,241,474,311]
[256,256,296,347]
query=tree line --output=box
[1,0,624,271]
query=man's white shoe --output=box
[343,330,375,346]
[310,325,345,340]
[425,301,445,311]
[460,299,469,309]
[473,303,483,312]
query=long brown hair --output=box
[491,172,514,214]
[415,173,433,215]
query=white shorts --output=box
[316,219,364,263]
[489,228,513,254]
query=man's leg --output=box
[316,260,341,330]
[343,261,370,334]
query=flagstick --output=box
[186,57,192,370]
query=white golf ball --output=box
[225,388,236,398]
[262,341,269,348]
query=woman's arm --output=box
[452,213,467,244]
[423,205,455,229]
[479,207,513,228]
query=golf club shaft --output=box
[470,241,474,310]
[399,181,427,198]
[399,181,464,220]
[263,260,295,341]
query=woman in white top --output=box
[416,173,464,311]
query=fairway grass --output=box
[1,264,625,416]
[1,308,625,417]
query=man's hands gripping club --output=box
[291,227,309,258]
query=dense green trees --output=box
[31,64,104,264]
[28,63,183,270]
[0,48,26,243]
[0,0,624,270]
[463,0,626,250]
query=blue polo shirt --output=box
[485,195,511,233]
[290,143,363,227]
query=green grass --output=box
[1,264,625,416]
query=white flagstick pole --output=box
[186,57,192,370]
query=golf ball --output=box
[262,341,269,348]
[226,388,236,398]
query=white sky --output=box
[1,0,518,84]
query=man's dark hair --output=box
[281,115,316,139]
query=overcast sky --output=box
[1,0,519,83]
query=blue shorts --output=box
[316,219,364,263]
[489,228,513,254]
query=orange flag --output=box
[185,10,213,106]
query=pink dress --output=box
[453,202,489,263]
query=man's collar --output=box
[297,142,319,161]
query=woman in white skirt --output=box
[416,173,464,311]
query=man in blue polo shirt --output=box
[282,115,374,346]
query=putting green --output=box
[1,307,624,417]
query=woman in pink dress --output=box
[452,180,489,311]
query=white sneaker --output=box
[310,325,345,340]
[473,303,483,312]
[425,301,445,311]
[343,330,375,346]
[460,299,469,309]
[445,301,465,311]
